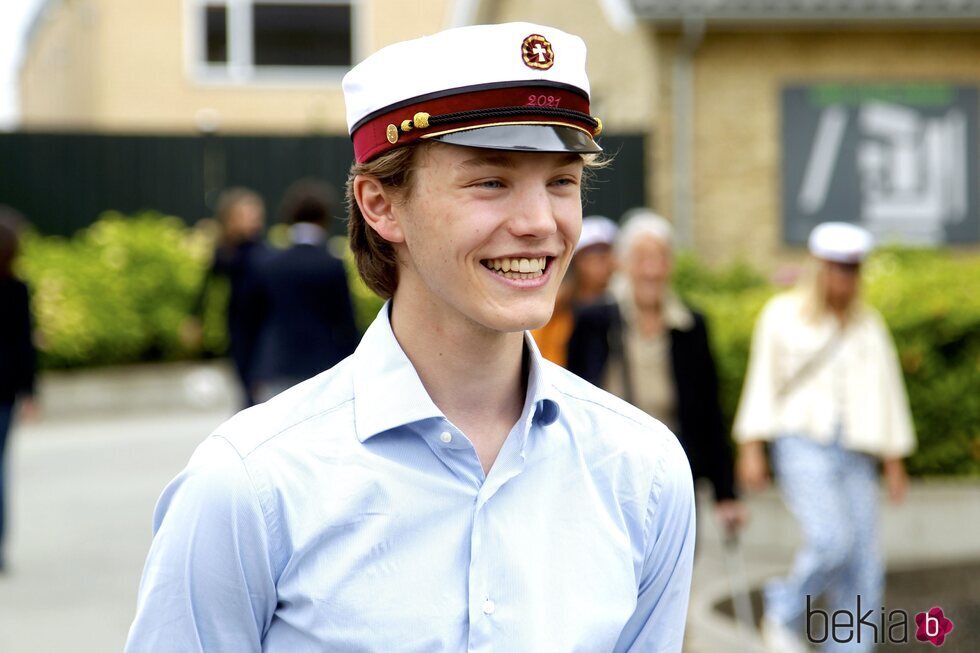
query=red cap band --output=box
[351,84,596,163]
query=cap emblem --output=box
[521,34,554,70]
[386,124,399,144]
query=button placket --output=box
[467,493,492,647]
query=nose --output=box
[506,185,558,239]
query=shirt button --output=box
[440,431,453,443]
[483,599,495,615]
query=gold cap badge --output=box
[521,34,554,71]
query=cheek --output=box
[554,198,582,242]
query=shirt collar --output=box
[352,301,562,442]
[291,222,327,246]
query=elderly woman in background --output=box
[734,222,915,653]
[568,210,745,534]
[532,215,618,367]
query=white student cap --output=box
[342,22,602,163]
[808,222,875,264]
[576,215,619,253]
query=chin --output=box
[479,299,555,333]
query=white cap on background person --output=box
[575,215,619,253]
[808,222,875,264]
[342,22,603,163]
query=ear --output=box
[353,174,405,244]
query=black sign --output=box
[782,83,978,245]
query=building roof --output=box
[631,0,980,23]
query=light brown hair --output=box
[345,145,426,299]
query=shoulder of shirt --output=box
[209,356,357,459]
[542,358,688,467]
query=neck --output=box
[389,290,526,470]
[633,295,665,335]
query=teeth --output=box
[484,256,546,273]
[482,256,548,280]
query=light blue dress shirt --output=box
[126,303,695,652]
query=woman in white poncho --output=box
[734,222,915,653]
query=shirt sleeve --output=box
[125,436,278,652]
[733,298,781,442]
[614,435,696,653]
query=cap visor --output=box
[429,124,601,154]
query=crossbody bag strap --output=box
[776,324,845,400]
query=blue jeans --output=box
[0,401,14,562]
[765,435,882,652]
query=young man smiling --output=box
[126,22,695,652]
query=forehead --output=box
[630,233,671,254]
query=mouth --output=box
[480,256,553,280]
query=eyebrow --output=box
[456,152,583,170]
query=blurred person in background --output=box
[568,209,745,536]
[532,214,618,366]
[184,187,269,407]
[0,207,38,573]
[244,178,358,403]
[734,222,915,653]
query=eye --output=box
[471,179,504,189]
[550,176,580,188]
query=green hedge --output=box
[17,213,980,475]
[19,212,213,368]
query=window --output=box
[194,0,355,80]
[205,6,228,63]
[253,4,351,67]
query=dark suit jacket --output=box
[567,300,736,500]
[192,239,271,386]
[0,278,37,404]
[245,243,359,385]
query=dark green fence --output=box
[0,132,647,235]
